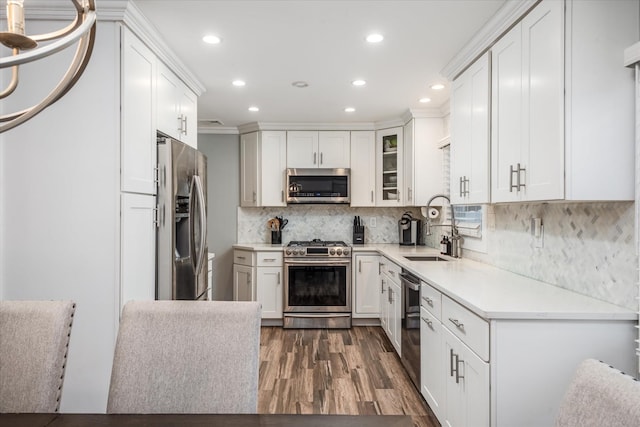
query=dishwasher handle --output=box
[399,272,421,292]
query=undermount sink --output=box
[403,255,449,262]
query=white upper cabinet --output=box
[240,132,259,207]
[240,131,287,207]
[121,27,157,195]
[350,131,376,207]
[259,131,287,207]
[564,0,637,201]
[403,117,444,206]
[287,131,350,168]
[376,127,404,206]
[157,62,198,148]
[450,52,491,205]
[491,0,564,203]
[490,0,636,203]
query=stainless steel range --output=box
[283,239,352,329]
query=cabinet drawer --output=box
[233,249,254,266]
[379,258,401,282]
[421,282,442,320]
[442,295,489,361]
[257,251,283,267]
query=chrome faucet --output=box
[425,194,461,258]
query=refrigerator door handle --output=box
[191,175,207,278]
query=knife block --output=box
[352,228,364,245]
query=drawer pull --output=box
[422,296,433,306]
[455,354,465,384]
[236,256,246,260]
[421,317,433,328]
[263,258,276,262]
[450,349,456,378]
[448,318,465,331]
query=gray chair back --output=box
[0,300,76,413]
[107,300,261,414]
[555,358,640,427]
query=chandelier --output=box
[0,0,96,133]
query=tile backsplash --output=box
[238,201,636,310]
[238,206,422,245]
[464,202,637,310]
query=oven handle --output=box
[284,259,351,266]
[285,313,351,318]
[399,273,421,292]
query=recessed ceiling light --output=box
[248,106,259,112]
[352,79,366,87]
[419,98,432,103]
[344,107,356,113]
[431,83,445,90]
[232,80,246,87]
[366,33,384,43]
[202,35,221,44]
[291,81,309,88]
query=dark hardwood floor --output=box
[258,326,440,427]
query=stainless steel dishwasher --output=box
[399,269,421,391]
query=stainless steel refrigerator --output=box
[156,134,208,300]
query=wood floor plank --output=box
[258,326,439,427]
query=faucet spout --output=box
[425,194,461,258]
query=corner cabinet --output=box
[450,52,491,205]
[287,131,350,169]
[240,131,287,207]
[376,127,404,206]
[232,249,283,321]
[350,131,376,207]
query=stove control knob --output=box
[285,249,292,255]
[336,248,343,255]
[330,249,336,255]
[293,249,300,255]
[343,249,350,256]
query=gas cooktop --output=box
[285,239,351,257]
[287,239,349,247]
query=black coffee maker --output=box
[398,212,424,246]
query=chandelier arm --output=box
[0,49,20,99]
[47,22,95,105]
[0,30,90,132]
[31,0,94,43]
[0,9,95,68]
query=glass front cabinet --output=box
[376,126,404,206]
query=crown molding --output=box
[235,122,378,134]
[198,126,240,135]
[440,0,539,80]
[624,41,640,67]
[22,0,206,96]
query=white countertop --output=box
[233,242,636,321]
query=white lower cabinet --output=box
[233,264,254,302]
[233,249,283,320]
[420,307,444,421]
[120,193,157,310]
[353,254,380,317]
[443,327,490,427]
[379,257,402,354]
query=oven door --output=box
[284,259,351,313]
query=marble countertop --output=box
[233,243,636,321]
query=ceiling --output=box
[132,0,506,130]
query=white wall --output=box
[0,21,121,412]
[198,133,240,301]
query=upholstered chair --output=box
[555,358,640,427]
[107,300,262,414]
[0,300,76,413]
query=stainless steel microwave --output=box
[286,168,350,204]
